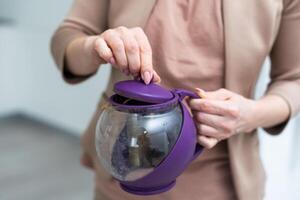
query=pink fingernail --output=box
[142,71,151,85]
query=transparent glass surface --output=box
[95,105,183,181]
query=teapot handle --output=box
[173,89,203,161]
[173,89,199,101]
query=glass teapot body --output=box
[96,101,183,182]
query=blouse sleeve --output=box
[50,0,109,83]
[264,0,300,134]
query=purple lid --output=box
[114,80,174,104]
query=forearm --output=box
[253,95,290,129]
[65,35,104,76]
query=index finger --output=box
[189,99,239,118]
[132,27,158,84]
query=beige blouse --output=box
[147,0,225,92]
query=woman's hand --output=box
[94,26,160,84]
[188,88,257,149]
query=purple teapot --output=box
[95,80,203,195]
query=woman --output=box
[51,0,300,199]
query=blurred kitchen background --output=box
[0,0,299,200]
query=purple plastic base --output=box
[120,180,176,195]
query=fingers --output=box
[197,124,220,138]
[117,27,140,77]
[194,112,236,135]
[195,113,223,148]
[95,27,160,84]
[197,135,219,149]
[189,99,239,118]
[132,27,155,84]
[194,112,222,130]
[94,37,114,63]
[192,89,241,149]
[102,29,128,71]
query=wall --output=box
[0,0,111,134]
[255,60,299,199]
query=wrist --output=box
[250,99,265,129]
[65,36,104,76]
[251,95,290,129]
[242,98,260,133]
